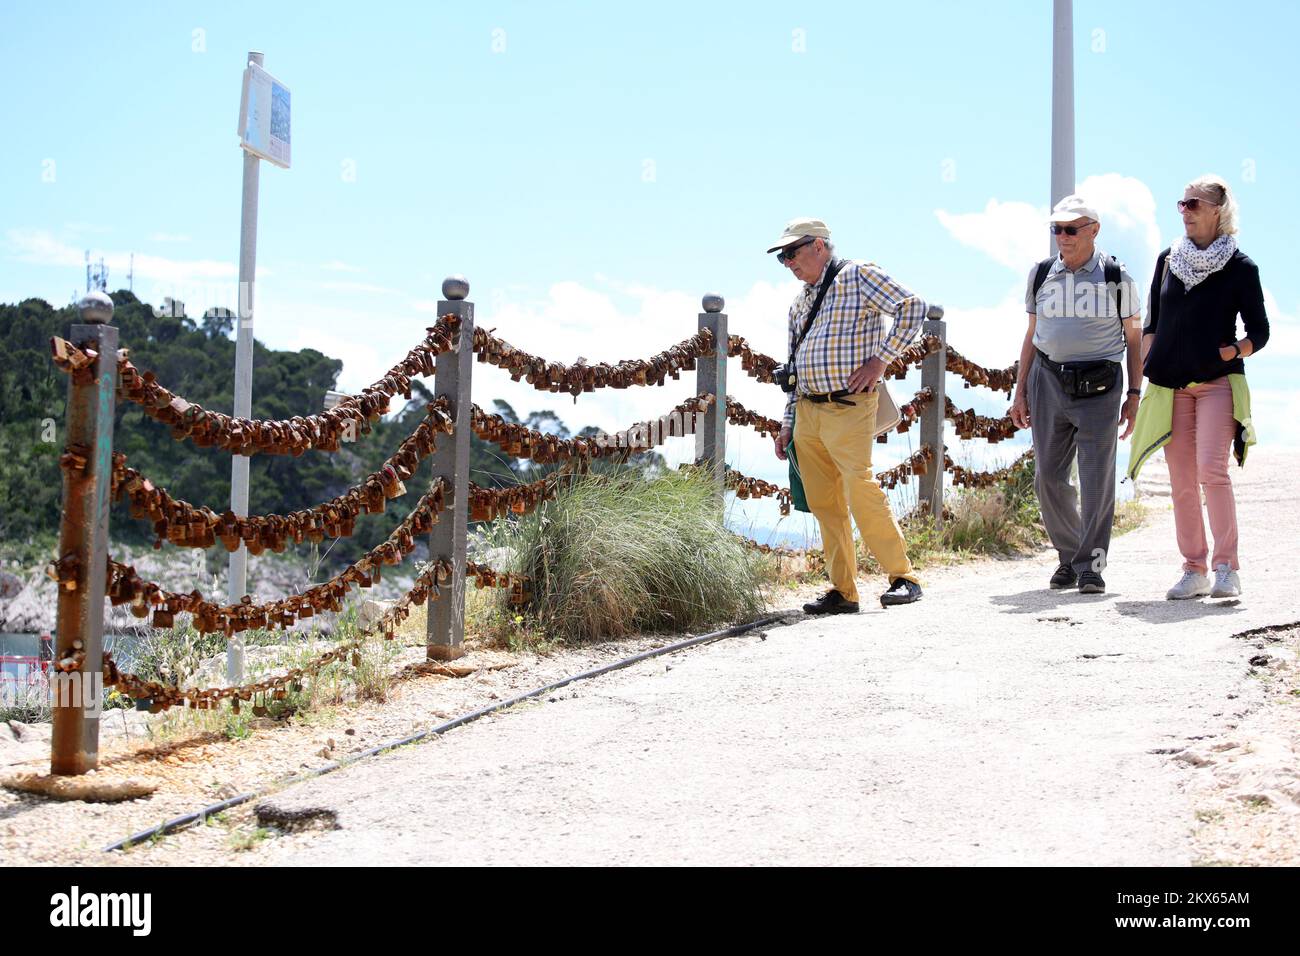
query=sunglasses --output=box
[777,238,816,263]
[1177,197,1220,212]
[1049,222,1093,236]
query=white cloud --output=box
[934,199,1046,272]
[321,260,362,273]
[934,174,1163,280]
[7,229,240,283]
[1078,173,1162,266]
[1259,289,1299,358]
[4,228,288,319]
[934,285,1029,373]
[1245,290,1300,449]
[6,230,86,268]
[1248,387,1300,449]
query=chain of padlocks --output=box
[49,313,1030,712]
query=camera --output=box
[774,363,797,393]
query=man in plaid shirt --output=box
[768,218,927,612]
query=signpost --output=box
[227,52,290,683]
[238,59,292,168]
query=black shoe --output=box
[880,578,922,607]
[1050,563,1078,589]
[1078,571,1106,594]
[803,589,859,615]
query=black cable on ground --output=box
[103,610,802,852]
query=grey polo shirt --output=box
[1024,250,1140,364]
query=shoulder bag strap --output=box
[789,258,848,362]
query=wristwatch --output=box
[1231,343,1242,360]
[1126,389,1141,397]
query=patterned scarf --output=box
[1169,233,1237,289]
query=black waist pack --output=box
[1038,350,1120,399]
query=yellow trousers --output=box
[793,391,919,602]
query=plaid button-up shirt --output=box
[782,258,928,429]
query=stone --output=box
[8,721,51,744]
[357,599,395,630]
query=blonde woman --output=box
[1128,175,1269,599]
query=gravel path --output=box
[210,452,1300,866]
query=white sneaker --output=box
[1166,570,1211,600]
[1211,564,1241,598]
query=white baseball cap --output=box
[766,217,831,254]
[1048,195,1100,224]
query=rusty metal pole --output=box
[918,305,947,527]
[51,291,118,775]
[427,277,472,661]
[695,294,727,495]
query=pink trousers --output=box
[1165,377,1239,573]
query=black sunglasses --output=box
[777,237,816,263]
[1177,197,1220,212]
[1049,222,1093,236]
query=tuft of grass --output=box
[478,467,769,644]
[227,825,276,852]
[1112,497,1147,536]
[139,609,403,742]
[129,622,281,689]
[0,681,51,724]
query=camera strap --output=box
[788,257,847,364]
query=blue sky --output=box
[4,0,1297,544]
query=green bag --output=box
[785,413,810,513]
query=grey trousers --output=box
[1027,358,1123,575]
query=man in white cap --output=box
[1009,195,1143,594]
[768,217,927,612]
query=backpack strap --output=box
[789,258,849,362]
[1030,257,1054,307]
[1103,256,1123,322]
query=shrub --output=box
[480,467,769,644]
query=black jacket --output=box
[1143,247,1269,389]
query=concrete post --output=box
[695,294,727,491]
[427,276,473,661]
[918,305,947,525]
[51,291,117,775]
[1051,0,1075,255]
